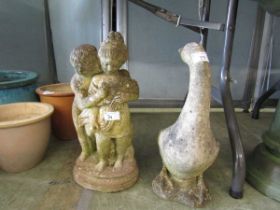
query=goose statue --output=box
[152,42,220,207]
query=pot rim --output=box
[36,83,74,97]
[0,102,54,128]
[0,70,38,89]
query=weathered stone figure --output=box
[70,44,102,161]
[73,32,139,192]
[152,42,220,207]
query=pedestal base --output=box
[152,167,211,208]
[247,144,280,202]
[73,155,138,192]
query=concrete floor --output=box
[0,112,280,210]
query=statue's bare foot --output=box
[95,160,107,172]
[79,152,89,161]
[113,159,123,170]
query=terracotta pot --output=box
[0,102,54,173]
[36,83,77,140]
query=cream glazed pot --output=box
[152,42,220,207]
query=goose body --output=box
[153,42,219,207]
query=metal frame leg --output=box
[220,0,245,198]
[116,0,128,44]
[241,6,265,111]
[44,0,58,83]
[252,80,280,119]
[199,0,211,49]
[101,0,113,42]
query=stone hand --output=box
[78,109,91,127]
[109,95,122,109]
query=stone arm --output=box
[112,79,139,105]
[121,80,139,102]
[79,85,109,109]
[117,69,139,102]
[70,74,84,97]
[71,75,90,110]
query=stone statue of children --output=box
[78,32,139,172]
[73,32,139,192]
[70,44,102,161]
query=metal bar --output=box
[128,0,224,33]
[198,0,212,49]
[252,88,276,119]
[220,0,245,199]
[129,0,160,13]
[44,0,58,83]
[241,6,265,111]
[252,80,280,119]
[178,17,224,31]
[253,12,274,104]
[101,0,112,41]
[116,0,128,44]
[116,0,128,69]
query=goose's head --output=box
[179,42,205,65]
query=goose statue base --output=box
[152,167,211,208]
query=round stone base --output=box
[73,155,138,192]
[247,143,280,202]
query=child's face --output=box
[76,56,101,77]
[100,56,120,73]
[98,41,127,73]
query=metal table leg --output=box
[220,0,245,199]
[252,80,280,119]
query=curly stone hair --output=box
[98,32,128,68]
[70,44,100,71]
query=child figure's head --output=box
[98,32,128,73]
[70,44,101,77]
